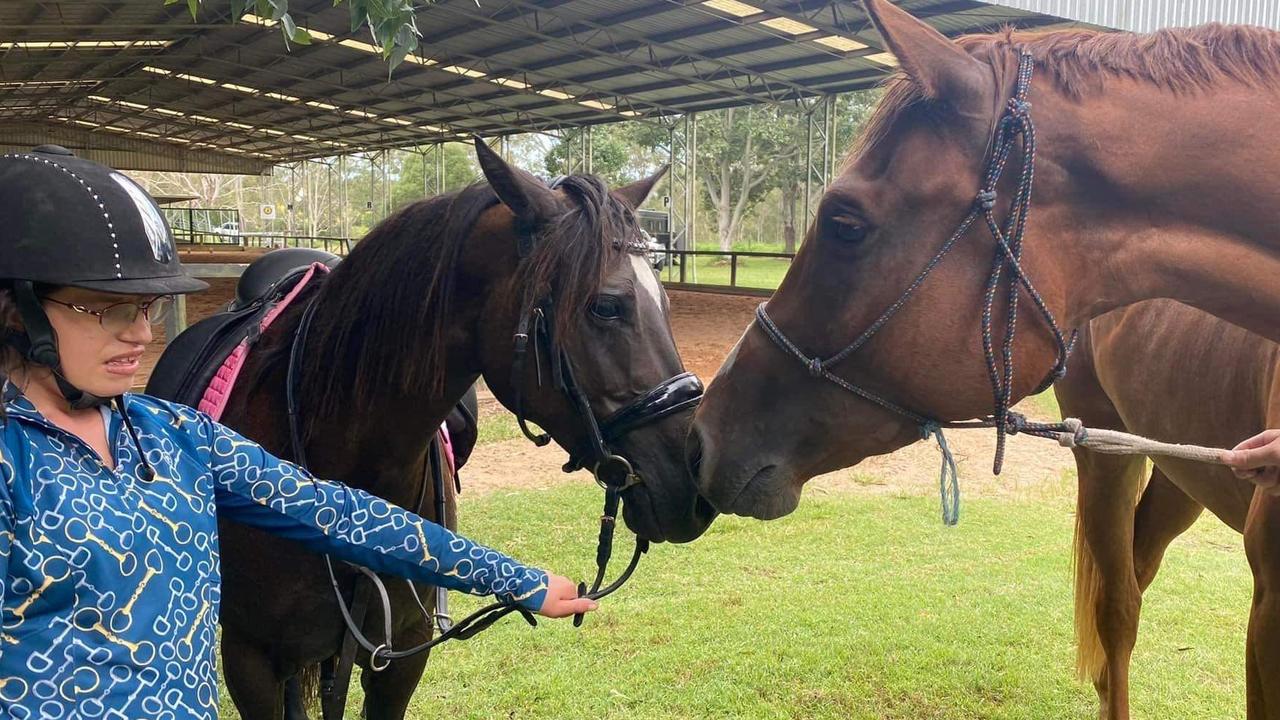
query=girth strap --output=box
[320,579,373,720]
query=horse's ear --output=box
[861,0,989,112]
[612,164,669,209]
[473,136,558,223]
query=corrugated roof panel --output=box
[2,0,1081,162]
[0,123,269,173]
[985,0,1280,31]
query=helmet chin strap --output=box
[10,281,111,410]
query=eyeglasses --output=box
[43,295,174,334]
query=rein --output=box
[281,191,703,677]
[755,51,1078,525]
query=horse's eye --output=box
[590,295,623,321]
[832,215,868,244]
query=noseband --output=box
[755,51,1076,525]
[508,253,703,623]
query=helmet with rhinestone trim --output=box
[0,146,206,410]
[0,145,207,294]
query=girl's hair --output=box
[0,286,20,417]
[0,286,20,371]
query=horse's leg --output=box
[1073,448,1146,720]
[359,620,434,720]
[1079,462,1204,720]
[1056,358,1150,720]
[1244,489,1280,718]
[283,675,311,720]
[1131,468,1203,591]
[223,631,288,720]
[356,437,456,720]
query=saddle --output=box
[146,247,340,415]
[146,247,480,469]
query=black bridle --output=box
[755,51,1076,525]
[508,264,703,624]
[282,191,703,672]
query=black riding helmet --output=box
[0,145,208,408]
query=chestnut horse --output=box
[687,1,1280,717]
[216,140,714,719]
[1057,300,1271,718]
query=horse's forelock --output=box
[519,174,643,345]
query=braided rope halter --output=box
[756,52,1078,525]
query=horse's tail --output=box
[300,663,322,715]
[1072,501,1106,682]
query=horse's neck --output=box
[299,367,474,492]
[237,302,472,503]
[1038,81,1280,342]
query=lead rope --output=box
[921,422,960,525]
[1010,416,1229,465]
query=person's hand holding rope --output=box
[539,574,599,618]
[1221,429,1280,496]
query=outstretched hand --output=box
[1221,429,1280,496]
[537,573,599,618]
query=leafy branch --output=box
[173,0,431,70]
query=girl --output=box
[0,146,594,719]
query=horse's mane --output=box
[293,174,642,419]
[852,22,1280,161]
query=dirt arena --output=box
[138,274,1075,503]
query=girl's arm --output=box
[204,418,550,611]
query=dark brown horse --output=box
[1057,300,1272,719]
[215,141,714,719]
[687,1,1280,717]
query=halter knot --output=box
[1003,412,1028,436]
[1008,99,1032,116]
[806,357,824,378]
[919,420,941,441]
[976,190,998,210]
[1051,360,1068,381]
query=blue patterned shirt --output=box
[0,386,548,719]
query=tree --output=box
[390,142,482,209]
[777,91,882,253]
[139,170,242,209]
[544,124,668,192]
[698,105,803,252]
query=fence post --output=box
[166,294,188,341]
[679,251,687,284]
[730,253,738,287]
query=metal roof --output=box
[1,1,1074,172]
[987,0,1280,33]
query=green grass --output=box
[661,254,792,291]
[1022,388,1062,421]
[475,404,523,445]
[220,483,1251,719]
